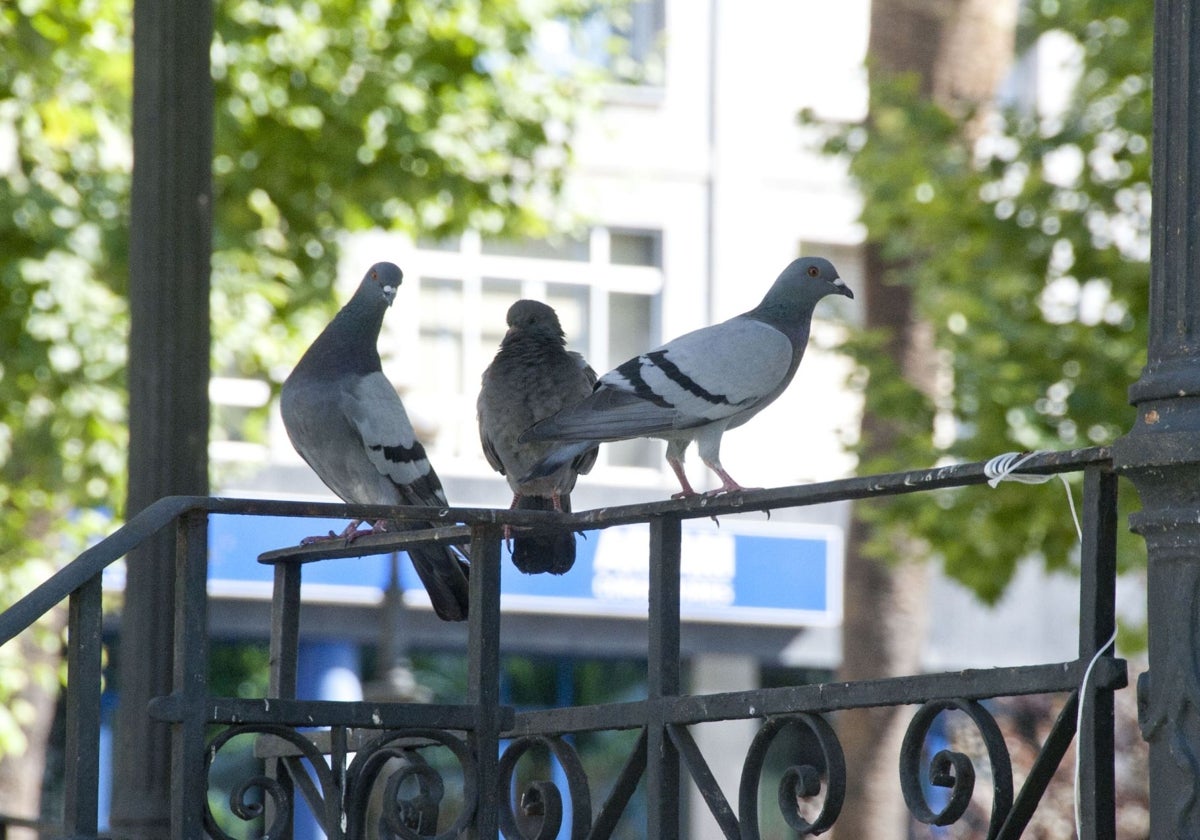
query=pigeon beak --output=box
[382,285,397,306]
[833,279,854,299]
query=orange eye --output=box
[807,265,819,277]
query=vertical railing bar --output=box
[267,560,302,839]
[170,510,210,840]
[327,726,348,840]
[468,526,504,838]
[646,515,682,838]
[269,562,302,699]
[1076,466,1119,839]
[62,573,103,838]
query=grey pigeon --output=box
[478,300,598,574]
[520,257,853,497]
[280,261,471,621]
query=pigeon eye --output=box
[807,265,819,278]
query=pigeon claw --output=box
[300,530,340,546]
[340,519,388,545]
[702,484,761,498]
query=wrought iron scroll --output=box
[203,725,332,840]
[738,713,846,837]
[205,725,477,840]
[345,728,477,840]
[497,735,592,840]
[898,698,1014,839]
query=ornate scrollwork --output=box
[738,713,846,837]
[899,698,1014,837]
[497,735,592,840]
[345,728,477,840]
[204,724,337,840]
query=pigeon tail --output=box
[405,542,471,621]
[511,494,576,575]
[519,441,597,484]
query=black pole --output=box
[110,0,213,835]
[1112,0,1200,833]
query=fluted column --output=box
[111,0,213,836]
[1112,0,1200,834]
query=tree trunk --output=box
[109,0,213,836]
[834,1,1017,838]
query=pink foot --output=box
[300,531,340,546]
[703,465,758,496]
[299,519,380,546]
[667,457,699,499]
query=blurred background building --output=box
[184,1,1130,837]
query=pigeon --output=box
[280,261,471,621]
[520,257,853,498]
[478,300,599,574]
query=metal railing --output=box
[0,446,1126,838]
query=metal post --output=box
[647,516,682,837]
[1075,467,1119,839]
[170,511,210,840]
[62,575,103,838]
[267,561,302,840]
[1112,0,1200,833]
[468,527,503,838]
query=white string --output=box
[1074,627,1118,834]
[984,451,1113,838]
[983,451,1082,540]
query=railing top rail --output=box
[0,445,1111,645]
[258,445,1112,564]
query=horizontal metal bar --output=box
[147,695,513,731]
[661,658,1126,726]
[257,525,473,565]
[251,727,437,759]
[256,446,1114,565]
[506,657,1126,737]
[0,496,197,645]
[508,700,652,737]
[1,446,1112,640]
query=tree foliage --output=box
[0,0,595,752]
[822,0,1151,600]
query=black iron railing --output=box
[0,446,1125,838]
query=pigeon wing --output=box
[526,318,794,442]
[343,371,449,507]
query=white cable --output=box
[983,451,1082,540]
[1074,627,1118,835]
[984,451,1111,837]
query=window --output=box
[377,228,664,474]
[537,0,666,87]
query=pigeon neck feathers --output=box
[295,288,387,379]
[744,257,845,345]
[497,300,569,363]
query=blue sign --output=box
[197,514,843,628]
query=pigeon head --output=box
[777,257,852,301]
[750,256,851,320]
[506,299,564,340]
[356,261,403,308]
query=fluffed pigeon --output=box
[478,300,599,574]
[520,257,853,497]
[280,261,471,621]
